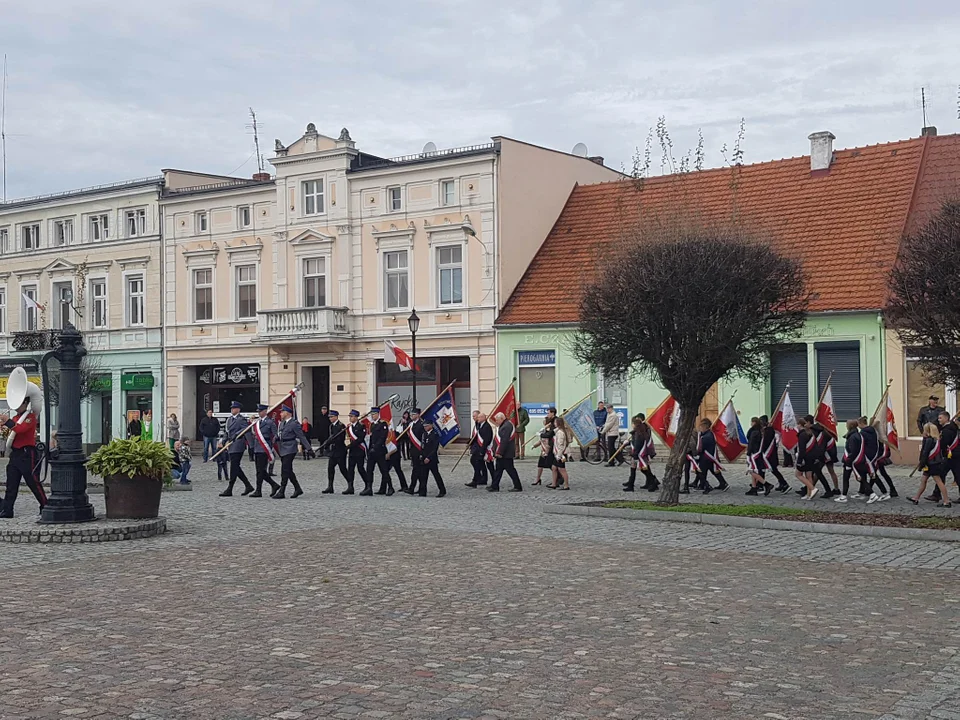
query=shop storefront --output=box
[196,364,262,425]
[375,356,471,424]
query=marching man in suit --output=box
[0,398,46,518]
[418,418,446,497]
[489,412,523,492]
[345,409,369,495]
[251,403,281,498]
[404,408,425,495]
[322,410,350,494]
[274,404,310,499]
[366,406,394,496]
[466,412,494,488]
[220,401,255,497]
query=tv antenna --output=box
[248,107,264,174]
[921,86,928,128]
[2,54,7,202]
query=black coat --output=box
[346,421,367,455]
[420,429,440,465]
[471,421,493,456]
[367,420,390,456]
[917,405,945,433]
[843,430,862,466]
[860,425,880,462]
[408,419,425,459]
[198,416,221,438]
[326,420,347,459]
[919,435,943,468]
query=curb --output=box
[0,517,167,544]
[542,504,960,543]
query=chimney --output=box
[588,155,605,165]
[808,131,836,172]
[922,126,938,137]
[252,172,271,181]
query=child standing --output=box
[175,439,193,485]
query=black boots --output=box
[322,480,334,494]
[623,468,636,492]
[359,480,373,497]
[342,482,355,495]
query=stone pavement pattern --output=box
[1,458,959,719]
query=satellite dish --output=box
[572,142,588,157]
[422,141,437,154]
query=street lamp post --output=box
[38,322,95,524]
[407,309,420,411]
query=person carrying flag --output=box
[220,401,255,497]
[417,418,446,497]
[366,406,394,496]
[623,413,659,492]
[274,404,310,499]
[759,415,790,493]
[745,417,775,496]
[345,410,369,495]
[807,415,840,498]
[250,403,281,498]
[321,410,351,494]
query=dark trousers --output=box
[596,431,607,461]
[606,436,620,462]
[470,452,489,484]
[202,436,217,461]
[326,454,348,491]
[278,453,302,495]
[227,452,253,493]
[492,457,522,490]
[2,447,46,514]
[418,460,446,496]
[390,452,408,491]
[695,465,727,490]
[255,453,279,494]
[763,462,788,488]
[347,450,367,487]
[841,465,865,496]
[367,452,392,493]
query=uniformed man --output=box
[251,403,281,498]
[366,406,394,496]
[0,399,46,518]
[466,412,493,488]
[404,408,425,495]
[387,434,409,493]
[345,409,369,495]
[489,412,523,492]
[274,404,310,499]
[220,401,255,497]
[322,410,350,494]
[418,418,446,497]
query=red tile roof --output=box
[497,134,960,325]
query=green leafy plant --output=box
[86,438,174,483]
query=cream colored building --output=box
[163,125,620,437]
[0,177,165,448]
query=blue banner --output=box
[422,386,461,447]
[564,396,598,447]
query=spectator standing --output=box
[175,440,192,485]
[127,414,142,440]
[593,401,608,462]
[917,395,946,434]
[198,410,221,462]
[166,414,180,451]
[516,405,530,458]
[603,405,622,465]
[301,416,314,460]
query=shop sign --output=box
[121,373,155,391]
[200,365,260,385]
[518,350,556,366]
[89,375,113,392]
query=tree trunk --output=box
[657,405,700,506]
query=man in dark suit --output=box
[322,410,350,494]
[418,418,446,497]
[345,409,368,495]
[404,408,425,495]
[489,412,522,492]
[366,406,394,496]
[220,401,254,497]
[467,412,493,488]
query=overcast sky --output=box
[1,0,958,199]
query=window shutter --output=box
[816,342,861,421]
[770,345,809,417]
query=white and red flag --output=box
[771,389,798,452]
[712,399,748,462]
[384,339,419,372]
[648,394,678,448]
[814,378,838,438]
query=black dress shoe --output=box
[359,489,373,496]
[291,490,303,499]
[647,485,659,493]
[508,487,522,492]
[763,483,773,496]
[623,486,636,492]
[487,486,499,492]
[702,486,712,494]
[241,487,254,496]
[219,490,233,497]
[0,510,13,519]
[745,488,758,496]
[436,492,446,498]
[465,482,478,488]
[273,493,285,499]
[322,488,334,494]
[375,489,387,495]
[249,491,263,498]
[403,488,415,495]
[679,487,689,494]
[386,487,395,496]
[342,489,354,495]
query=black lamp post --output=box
[407,308,420,411]
[39,322,95,524]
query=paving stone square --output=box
[1,456,958,718]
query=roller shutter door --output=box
[816,341,861,422]
[770,345,809,417]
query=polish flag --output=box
[713,400,748,462]
[884,393,900,450]
[772,391,798,452]
[648,394,678,448]
[815,381,838,438]
[384,339,419,372]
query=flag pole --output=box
[209,383,304,462]
[393,380,458,443]
[772,381,790,418]
[870,379,894,425]
[324,395,400,453]
[452,377,516,472]
[528,387,597,447]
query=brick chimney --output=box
[252,172,271,181]
[588,156,605,165]
[922,126,938,137]
[808,131,835,172]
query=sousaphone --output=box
[5,366,43,452]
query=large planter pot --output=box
[103,474,163,519]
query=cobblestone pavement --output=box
[1,457,959,718]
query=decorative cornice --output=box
[289,228,336,246]
[182,243,220,267]
[117,255,151,270]
[371,222,416,241]
[225,240,263,263]
[43,258,77,275]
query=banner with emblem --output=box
[422,382,461,447]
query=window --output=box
[0,228,8,253]
[126,209,147,237]
[388,186,402,212]
[53,281,73,329]
[193,268,213,322]
[238,206,251,228]
[437,245,463,305]
[769,344,809,417]
[302,257,326,307]
[21,224,40,250]
[0,287,6,334]
[91,214,109,241]
[90,279,107,329]
[518,350,557,413]
[196,211,208,232]
[384,250,409,309]
[441,179,455,206]
[302,179,324,215]
[236,265,257,320]
[126,275,145,326]
[21,285,38,331]
[906,359,946,437]
[54,219,73,246]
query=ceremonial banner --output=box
[772,391,798,452]
[422,385,461,446]
[384,339,419,372]
[564,395,599,447]
[814,377,838,438]
[489,383,518,425]
[713,400,747,462]
[648,394,678,448]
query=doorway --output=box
[101,394,113,444]
[311,366,330,416]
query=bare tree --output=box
[885,200,960,386]
[41,353,109,405]
[574,214,810,505]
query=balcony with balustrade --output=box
[253,306,352,344]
